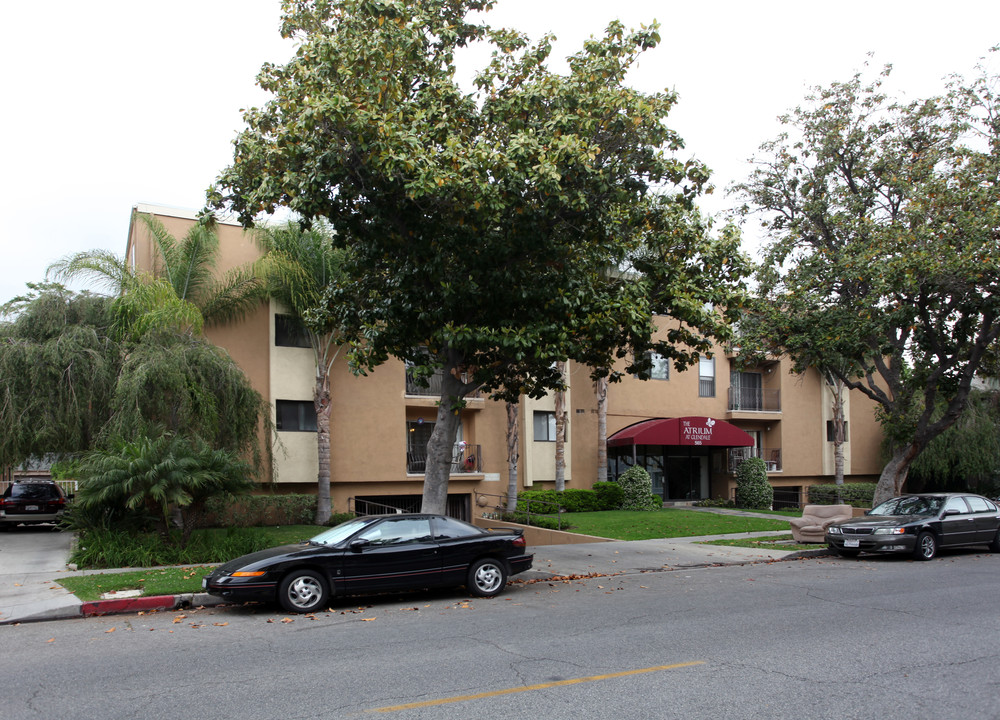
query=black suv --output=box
[0,479,70,528]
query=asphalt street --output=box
[2,548,998,719]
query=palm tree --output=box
[47,214,264,341]
[253,222,347,524]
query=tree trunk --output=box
[554,361,567,492]
[595,377,608,484]
[314,369,332,524]
[872,442,923,507]
[828,375,846,486]
[505,401,519,512]
[421,353,466,515]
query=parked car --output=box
[0,479,71,528]
[825,493,1000,560]
[203,513,535,612]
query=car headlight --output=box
[874,527,906,535]
[827,526,842,534]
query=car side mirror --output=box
[943,509,960,516]
[349,539,370,553]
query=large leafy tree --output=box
[735,58,1000,506]
[253,222,347,523]
[0,286,269,473]
[210,0,748,513]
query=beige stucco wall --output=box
[127,205,887,514]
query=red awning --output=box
[608,417,754,448]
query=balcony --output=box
[727,388,781,413]
[407,442,482,475]
[728,446,782,473]
[405,368,482,402]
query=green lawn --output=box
[566,508,790,541]
[59,566,212,602]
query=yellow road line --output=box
[370,661,705,713]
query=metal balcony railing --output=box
[728,446,782,473]
[728,387,781,412]
[405,368,480,398]
[407,443,482,474]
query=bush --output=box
[618,466,661,511]
[201,494,318,527]
[693,497,735,508]
[593,481,624,510]
[734,457,773,510]
[70,526,272,569]
[807,483,876,508]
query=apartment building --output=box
[126,204,884,518]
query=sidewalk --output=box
[0,510,826,625]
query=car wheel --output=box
[989,529,1000,553]
[913,532,937,561]
[467,558,508,598]
[833,547,860,558]
[278,570,329,613]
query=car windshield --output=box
[308,517,377,546]
[869,496,943,516]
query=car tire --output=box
[467,558,508,598]
[278,570,329,613]
[989,529,1000,553]
[913,531,937,561]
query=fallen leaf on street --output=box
[105,627,116,633]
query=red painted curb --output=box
[80,595,179,617]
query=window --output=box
[699,357,715,397]
[275,400,317,432]
[826,421,849,442]
[275,314,311,348]
[649,352,669,380]
[533,411,556,442]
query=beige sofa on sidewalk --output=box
[789,504,854,543]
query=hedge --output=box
[807,483,876,508]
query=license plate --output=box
[844,538,860,548]
[25,505,39,511]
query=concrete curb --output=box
[80,592,225,618]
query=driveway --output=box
[0,526,78,624]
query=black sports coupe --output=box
[203,513,534,612]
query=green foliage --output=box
[0,279,269,475]
[903,391,1000,496]
[735,58,1000,505]
[210,0,749,512]
[71,434,255,546]
[734,457,773,510]
[565,508,789,540]
[70,527,272,569]
[201,493,319,527]
[592,481,625,510]
[617,466,662,511]
[807,483,876,508]
[693,497,736,508]
[500,512,565,530]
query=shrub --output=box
[618,466,661,510]
[201,494,318,527]
[693,497,735,508]
[807,483,876,508]
[734,457,773,510]
[70,526,272,569]
[593,481,624,510]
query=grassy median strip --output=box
[58,566,212,602]
[696,534,819,552]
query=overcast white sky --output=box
[2,0,998,303]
